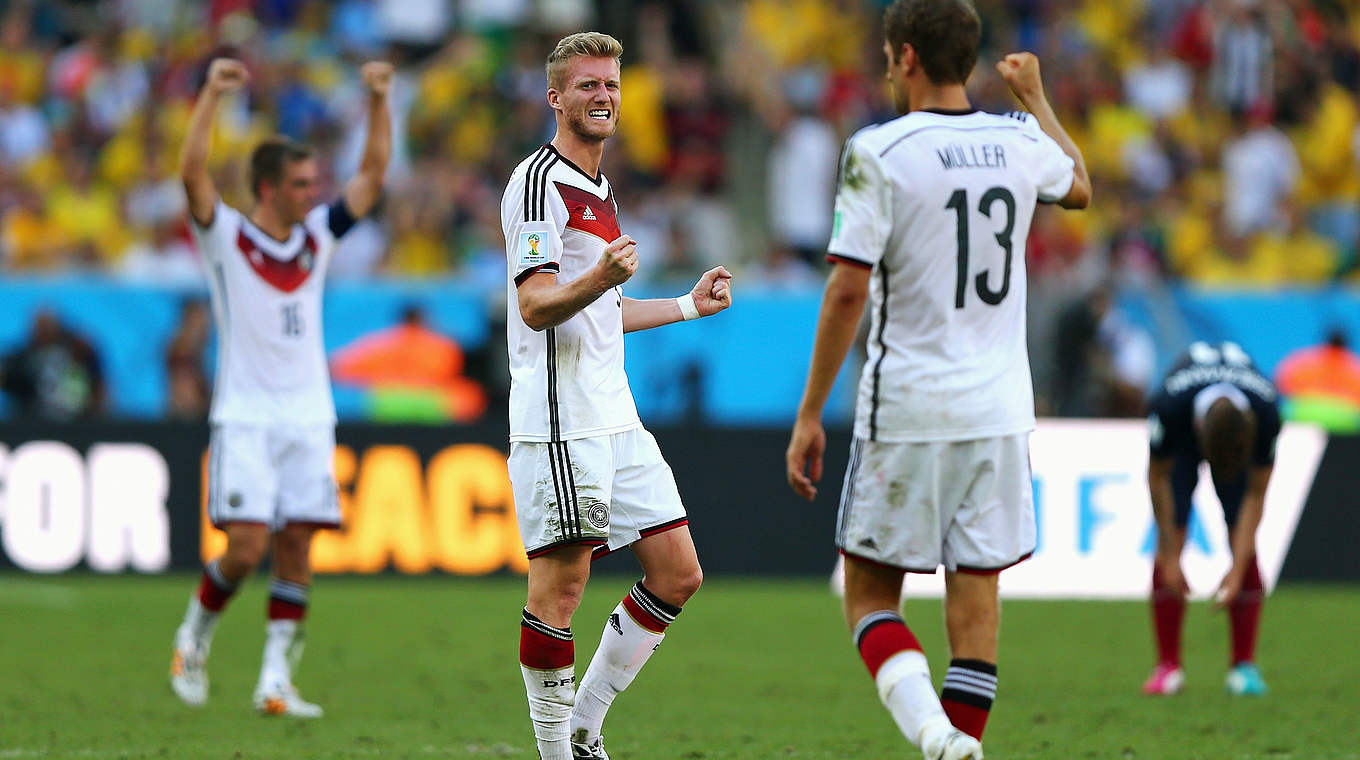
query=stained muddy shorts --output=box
[836,433,1035,574]
[508,427,689,559]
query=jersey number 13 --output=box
[946,186,1016,309]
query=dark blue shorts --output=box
[1172,454,1246,528]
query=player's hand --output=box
[1213,570,1244,610]
[786,415,826,501]
[691,266,732,317]
[596,235,638,288]
[205,58,249,95]
[995,52,1046,108]
[1156,553,1189,600]
[360,61,394,98]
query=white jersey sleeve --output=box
[504,161,567,285]
[826,134,892,269]
[1010,112,1075,203]
[190,199,241,263]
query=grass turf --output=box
[0,575,1356,759]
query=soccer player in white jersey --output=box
[168,57,391,717]
[786,2,1090,758]
[500,32,732,760]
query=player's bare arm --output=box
[787,263,871,501]
[180,58,249,226]
[621,266,732,333]
[518,234,637,331]
[1147,455,1188,598]
[996,52,1091,210]
[342,61,393,219]
[1216,464,1272,608]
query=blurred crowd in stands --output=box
[3,0,1360,422]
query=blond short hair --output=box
[546,32,623,90]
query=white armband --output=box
[676,293,700,321]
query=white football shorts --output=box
[207,422,341,531]
[836,434,1035,573]
[508,427,688,559]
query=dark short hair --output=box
[1202,399,1256,485]
[249,136,314,199]
[883,0,981,85]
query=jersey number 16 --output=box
[946,186,1016,309]
[282,303,304,337]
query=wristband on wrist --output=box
[676,293,700,321]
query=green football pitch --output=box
[1,575,1356,759]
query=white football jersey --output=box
[827,109,1075,442]
[501,145,641,443]
[192,199,352,425]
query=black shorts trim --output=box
[526,537,607,559]
[589,517,691,562]
[954,551,1033,575]
[838,548,937,575]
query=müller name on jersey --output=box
[937,142,1007,170]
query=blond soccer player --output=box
[499,32,733,760]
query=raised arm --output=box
[342,62,394,219]
[180,58,249,226]
[621,266,732,333]
[786,262,871,500]
[996,52,1091,210]
[518,235,637,332]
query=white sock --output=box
[571,601,668,742]
[260,619,298,688]
[876,649,950,750]
[521,609,576,760]
[180,596,221,648]
[522,664,575,760]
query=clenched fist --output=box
[596,235,639,288]
[205,58,249,95]
[361,61,394,98]
[691,266,732,316]
[995,52,1046,108]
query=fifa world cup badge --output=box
[519,231,546,267]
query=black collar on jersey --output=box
[919,107,980,116]
[545,143,604,187]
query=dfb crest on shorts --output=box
[585,503,609,530]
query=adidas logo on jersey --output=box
[581,206,597,221]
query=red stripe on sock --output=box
[621,593,670,634]
[268,598,307,621]
[1151,565,1186,668]
[857,620,922,678]
[942,699,989,740]
[1230,559,1263,665]
[197,572,235,612]
[520,626,573,670]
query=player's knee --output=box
[550,592,584,623]
[225,533,269,569]
[647,562,702,606]
[673,564,703,602]
[274,527,314,558]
